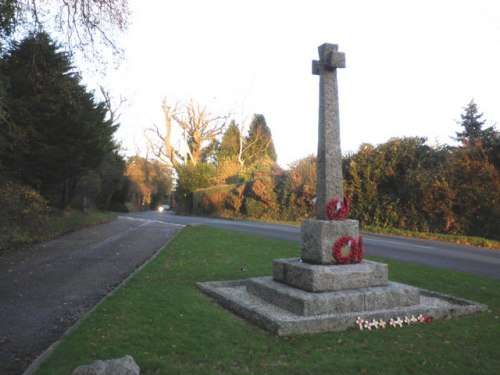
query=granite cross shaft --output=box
[312,43,346,220]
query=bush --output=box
[0,179,50,250]
[192,184,237,216]
[108,202,130,213]
[225,184,246,213]
[176,163,216,213]
[0,179,49,230]
[244,197,272,219]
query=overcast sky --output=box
[90,0,500,167]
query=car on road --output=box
[158,204,170,212]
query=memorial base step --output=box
[197,279,488,336]
[247,276,420,316]
[273,258,388,293]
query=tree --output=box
[96,150,127,209]
[450,100,500,237]
[455,100,499,167]
[0,32,118,207]
[125,155,173,210]
[217,120,241,162]
[0,0,129,63]
[244,114,277,165]
[0,0,16,41]
[210,120,243,184]
[455,100,487,146]
[344,137,442,230]
[275,155,316,220]
[149,99,228,167]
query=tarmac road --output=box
[0,216,182,375]
[128,211,500,280]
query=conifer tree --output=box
[455,100,499,167]
[0,32,117,207]
[218,120,241,162]
[455,100,486,146]
[244,114,277,165]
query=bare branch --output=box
[11,1,130,70]
[99,86,126,124]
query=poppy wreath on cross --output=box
[326,194,350,220]
[332,235,364,264]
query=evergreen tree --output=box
[0,32,117,207]
[455,99,499,167]
[244,114,277,165]
[455,100,486,146]
[217,120,241,162]
[0,0,16,40]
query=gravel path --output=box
[0,216,182,375]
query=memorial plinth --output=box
[301,219,359,264]
[197,43,487,335]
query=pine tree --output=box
[455,100,499,167]
[455,100,486,146]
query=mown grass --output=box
[36,226,499,375]
[0,210,115,252]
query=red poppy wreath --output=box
[332,235,363,264]
[326,194,350,221]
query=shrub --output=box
[192,184,237,216]
[0,179,50,250]
[225,183,246,213]
[176,163,216,213]
[0,179,49,230]
[244,197,273,219]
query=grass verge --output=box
[36,226,499,375]
[362,225,500,249]
[180,213,499,249]
[0,210,115,252]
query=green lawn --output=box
[36,226,499,375]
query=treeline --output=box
[187,101,499,240]
[0,32,126,213]
[1,30,497,244]
[0,32,149,251]
[345,101,499,239]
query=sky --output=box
[88,0,500,167]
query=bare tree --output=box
[173,100,227,164]
[147,99,181,168]
[148,99,228,168]
[4,0,130,65]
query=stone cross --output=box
[312,43,346,220]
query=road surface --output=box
[125,211,500,280]
[0,217,181,375]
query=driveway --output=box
[0,216,182,375]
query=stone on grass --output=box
[71,355,140,375]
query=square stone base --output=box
[272,258,388,292]
[197,279,488,336]
[301,219,359,264]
